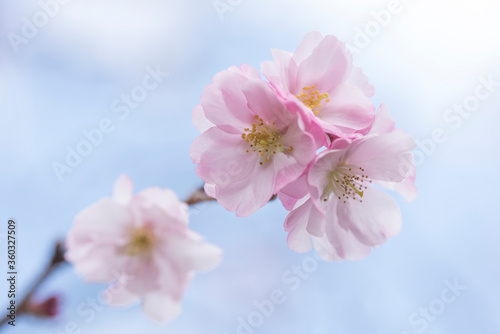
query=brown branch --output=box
[185,186,217,206]
[0,241,66,328]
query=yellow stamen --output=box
[296,86,330,115]
[124,227,156,257]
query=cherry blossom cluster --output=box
[191,31,417,261]
[64,31,417,325]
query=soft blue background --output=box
[1,0,499,333]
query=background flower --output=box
[66,175,222,323]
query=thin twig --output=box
[185,186,217,206]
[0,241,66,328]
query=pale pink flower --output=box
[281,105,417,261]
[261,31,376,138]
[65,175,222,323]
[190,64,319,217]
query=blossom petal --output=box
[367,104,395,136]
[201,68,257,133]
[214,163,276,217]
[192,104,214,133]
[284,199,317,253]
[165,233,223,272]
[295,35,352,94]
[242,78,294,126]
[190,126,257,185]
[105,287,140,306]
[133,188,189,225]
[142,293,181,323]
[278,175,309,211]
[316,83,375,133]
[292,31,324,64]
[336,187,402,246]
[347,66,375,97]
[320,199,372,260]
[307,150,345,200]
[346,130,416,182]
[113,175,134,206]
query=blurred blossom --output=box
[65,175,222,323]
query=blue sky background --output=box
[1,0,500,333]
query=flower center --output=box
[321,165,372,204]
[125,227,156,256]
[242,115,294,165]
[296,86,330,115]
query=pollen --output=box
[242,115,294,165]
[124,227,156,257]
[320,165,372,205]
[296,86,330,115]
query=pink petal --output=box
[113,175,134,205]
[337,187,402,247]
[313,232,371,262]
[367,104,395,136]
[294,35,352,94]
[142,293,181,323]
[105,287,140,306]
[261,49,296,97]
[201,68,257,133]
[347,66,375,97]
[307,150,345,200]
[241,78,293,126]
[316,83,375,133]
[346,130,416,182]
[214,163,276,217]
[133,188,189,225]
[204,183,216,198]
[320,198,372,260]
[190,126,257,185]
[284,199,317,253]
[192,104,214,133]
[278,175,309,211]
[164,234,223,272]
[292,31,324,64]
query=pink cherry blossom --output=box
[281,105,417,261]
[65,175,222,323]
[261,31,376,138]
[190,64,319,217]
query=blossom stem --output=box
[0,241,66,329]
[185,186,217,206]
